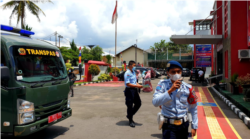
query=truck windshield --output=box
[10,46,67,82]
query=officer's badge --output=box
[156,85,162,91]
[167,63,170,67]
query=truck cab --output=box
[1,25,72,137]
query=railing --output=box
[148,49,193,61]
[206,74,223,86]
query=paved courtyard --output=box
[3,77,250,139]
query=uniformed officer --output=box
[124,60,143,127]
[152,60,198,139]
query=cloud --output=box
[0,0,214,54]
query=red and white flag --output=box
[111,0,118,24]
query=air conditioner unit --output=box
[238,49,250,59]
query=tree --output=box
[22,24,32,31]
[1,0,53,28]
[90,45,103,61]
[82,46,90,54]
[70,39,77,51]
[59,46,78,64]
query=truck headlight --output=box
[67,91,71,108]
[17,99,34,125]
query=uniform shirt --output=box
[152,79,198,129]
[198,70,204,77]
[124,69,137,87]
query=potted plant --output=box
[88,64,100,81]
[235,73,250,102]
[230,73,239,94]
[111,67,120,75]
[219,79,226,90]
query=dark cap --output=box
[167,60,183,71]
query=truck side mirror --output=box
[1,66,10,85]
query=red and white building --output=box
[172,1,250,92]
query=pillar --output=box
[83,59,91,82]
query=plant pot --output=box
[219,83,227,90]
[230,82,239,94]
[242,85,250,102]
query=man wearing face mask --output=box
[152,60,198,139]
[124,60,143,127]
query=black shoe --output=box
[129,121,135,127]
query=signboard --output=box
[15,47,57,57]
[196,45,211,53]
[196,56,211,67]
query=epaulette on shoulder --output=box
[158,79,169,84]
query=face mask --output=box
[69,70,71,72]
[169,74,181,81]
[132,66,136,71]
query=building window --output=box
[225,50,228,78]
[224,1,228,38]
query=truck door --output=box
[1,47,14,133]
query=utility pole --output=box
[55,31,57,47]
[58,35,63,48]
[136,39,137,64]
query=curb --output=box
[211,86,250,128]
[73,80,113,87]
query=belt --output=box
[163,115,188,126]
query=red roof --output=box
[88,60,108,66]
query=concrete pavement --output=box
[3,77,250,139]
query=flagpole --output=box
[115,1,117,76]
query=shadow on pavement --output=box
[116,121,143,126]
[2,125,69,139]
[151,133,162,138]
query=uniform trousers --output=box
[162,120,189,139]
[124,87,141,120]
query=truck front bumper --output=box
[14,108,72,137]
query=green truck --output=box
[1,25,73,137]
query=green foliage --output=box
[22,24,32,31]
[106,67,111,73]
[70,39,77,52]
[1,0,52,28]
[231,73,239,83]
[150,38,192,55]
[82,46,90,54]
[82,54,94,61]
[90,45,103,61]
[236,73,250,87]
[106,55,112,64]
[88,64,100,75]
[111,67,120,75]
[98,73,111,81]
[220,80,226,83]
[59,47,78,64]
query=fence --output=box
[148,49,193,61]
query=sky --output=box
[0,0,214,54]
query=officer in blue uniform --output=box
[152,60,198,139]
[124,60,143,127]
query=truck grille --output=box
[35,99,67,120]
